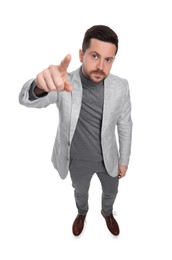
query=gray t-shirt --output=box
[70,70,104,161]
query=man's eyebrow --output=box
[91,51,115,59]
[90,51,100,56]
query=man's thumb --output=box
[64,81,73,92]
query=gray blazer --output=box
[19,68,132,179]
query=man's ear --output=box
[79,49,84,62]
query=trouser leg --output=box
[97,162,119,216]
[69,159,95,215]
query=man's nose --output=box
[96,59,104,70]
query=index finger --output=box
[58,54,71,72]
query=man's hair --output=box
[82,25,119,54]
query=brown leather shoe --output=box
[72,214,86,236]
[101,211,120,236]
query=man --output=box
[19,25,133,237]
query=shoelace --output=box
[112,211,118,216]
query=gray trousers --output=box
[69,159,119,216]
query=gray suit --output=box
[19,68,132,179]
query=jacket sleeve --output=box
[19,79,59,108]
[117,81,133,166]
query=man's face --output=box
[79,38,117,83]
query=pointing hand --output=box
[35,54,72,93]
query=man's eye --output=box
[106,58,113,63]
[92,54,98,59]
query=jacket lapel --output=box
[101,76,112,136]
[69,69,83,143]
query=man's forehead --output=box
[88,39,116,56]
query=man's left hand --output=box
[118,165,128,179]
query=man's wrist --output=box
[34,85,47,97]
[29,80,48,100]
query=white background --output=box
[0,0,172,259]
